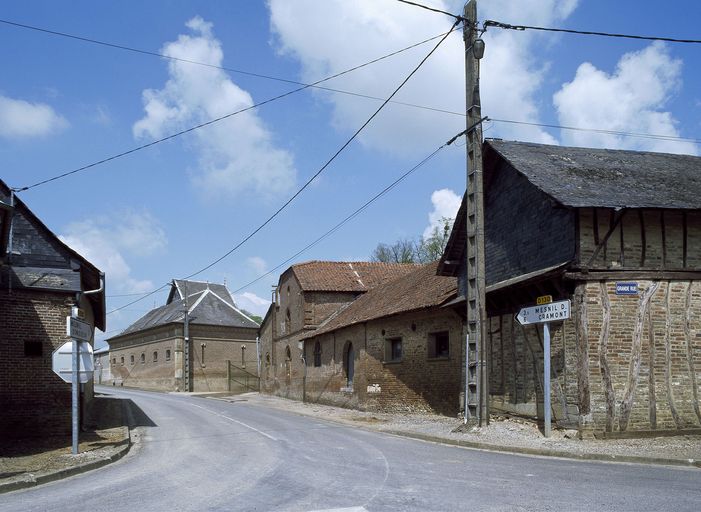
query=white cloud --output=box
[553,42,697,155]
[423,188,460,239]
[267,0,577,157]
[234,291,270,317]
[246,256,268,275]
[59,210,167,294]
[0,94,68,138]
[133,16,296,198]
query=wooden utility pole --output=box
[463,0,488,425]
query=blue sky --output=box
[1,0,699,347]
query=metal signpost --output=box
[53,310,94,454]
[516,298,571,437]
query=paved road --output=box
[3,387,699,512]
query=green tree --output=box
[370,217,453,264]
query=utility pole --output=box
[463,0,488,426]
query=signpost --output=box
[516,299,571,437]
[54,309,94,455]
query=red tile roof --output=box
[290,261,420,292]
[302,262,456,338]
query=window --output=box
[385,337,402,362]
[130,354,135,365]
[241,345,246,368]
[313,341,321,367]
[121,356,125,366]
[428,331,450,358]
[24,341,43,357]
[285,308,291,333]
[166,349,171,361]
[140,353,145,364]
[344,342,355,388]
[153,351,158,362]
[265,352,271,366]
[112,358,116,366]
[285,346,291,361]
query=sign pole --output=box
[71,336,79,455]
[543,322,551,438]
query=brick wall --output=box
[110,324,257,392]
[303,309,463,415]
[0,289,81,436]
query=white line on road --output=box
[189,402,279,441]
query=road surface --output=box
[3,387,699,511]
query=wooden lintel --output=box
[565,271,701,281]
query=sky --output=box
[1,0,699,348]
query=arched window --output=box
[166,349,171,361]
[140,353,145,364]
[112,358,116,366]
[121,356,125,366]
[265,352,271,366]
[285,346,291,361]
[285,308,291,333]
[285,346,292,383]
[130,354,134,365]
[153,351,158,362]
[313,341,321,367]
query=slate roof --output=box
[167,279,232,305]
[109,280,258,340]
[485,140,701,209]
[289,261,420,292]
[301,262,456,340]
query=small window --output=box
[285,346,291,361]
[24,341,43,357]
[112,358,116,366]
[130,354,134,365]
[140,353,145,364]
[428,331,450,358]
[385,337,402,362]
[153,351,158,362]
[241,345,246,368]
[121,356,125,366]
[166,349,171,361]
[313,341,321,367]
[265,352,271,366]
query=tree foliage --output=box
[370,217,453,264]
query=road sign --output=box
[516,299,571,326]
[52,341,94,383]
[66,316,92,342]
[536,295,552,305]
[616,282,638,295]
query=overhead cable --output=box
[395,0,464,21]
[230,122,485,295]
[11,24,459,192]
[106,19,461,314]
[483,20,701,44]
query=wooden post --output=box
[463,0,487,425]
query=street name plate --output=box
[516,299,571,326]
[66,316,92,342]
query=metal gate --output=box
[228,362,260,394]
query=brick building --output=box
[439,140,701,436]
[259,261,420,400]
[0,180,105,437]
[107,279,258,392]
[299,262,460,414]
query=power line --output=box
[0,17,461,114]
[231,122,484,295]
[107,283,169,315]
[395,0,464,21]
[106,19,460,315]
[11,25,459,192]
[489,118,701,145]
[483,20,701,44]
[180,19,461,281]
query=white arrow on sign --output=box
[52,341,94,383]
[516,299,571,326]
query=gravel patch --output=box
[222,393,701,464]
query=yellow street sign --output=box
[536,295,553,305]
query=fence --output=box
[228,362,260,394]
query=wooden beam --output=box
[584,210,626,269]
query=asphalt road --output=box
[3,387,699,512]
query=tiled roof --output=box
[290,261,420,292]
[486,140,701,209]
[302,262,456,339]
